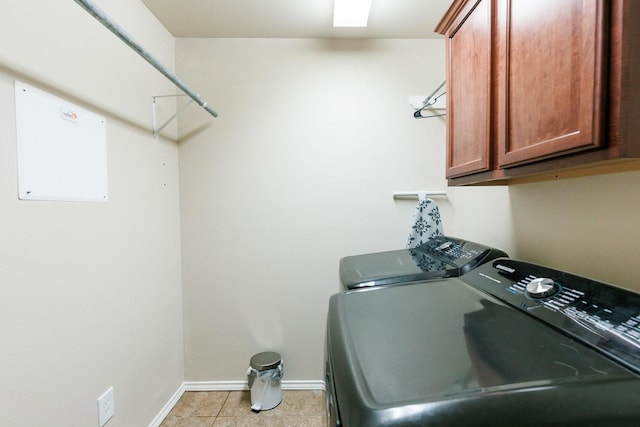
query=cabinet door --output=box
[445,0,493,178]
[497,0,608,167]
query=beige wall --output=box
[176,36,640,385]
[0,1,184,426]
[176,38,513,382]
[510,170,640,291]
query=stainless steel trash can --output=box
[246,351,283,411]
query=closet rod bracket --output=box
[412,80,446,119]
[152,94,194,138]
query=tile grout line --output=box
[212,391,232,426]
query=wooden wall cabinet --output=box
[443,0,493,178]
[436,0,640,185]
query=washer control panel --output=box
[416,235,507,273]
[464,258,640,373]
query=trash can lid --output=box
[250,351,281,370]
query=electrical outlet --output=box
[97,387,114,427]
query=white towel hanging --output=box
[406,193,444,248]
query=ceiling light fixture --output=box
[333,0,373,27]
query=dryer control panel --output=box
[463,258,640,373]
[415,235,507,274]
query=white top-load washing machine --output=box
[339,235,508,290]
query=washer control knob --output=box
[438,241,453,250]
[526,278,558,298]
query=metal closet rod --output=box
[73,0,218,118]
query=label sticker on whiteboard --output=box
[60,107,79,124]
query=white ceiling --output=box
[141,0,453,39]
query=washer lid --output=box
[327,278,640,426]
[339,249,451,289]
[250,351,281,370]
[329,280,630,404]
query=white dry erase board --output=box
[15,81,108,202]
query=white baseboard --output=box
[185,380,325,391]
[147,383,186,427]
[281,380,326,391]
[148,380,325,427]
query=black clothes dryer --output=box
[339,235,508,290]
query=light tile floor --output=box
[160,390,326,427]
